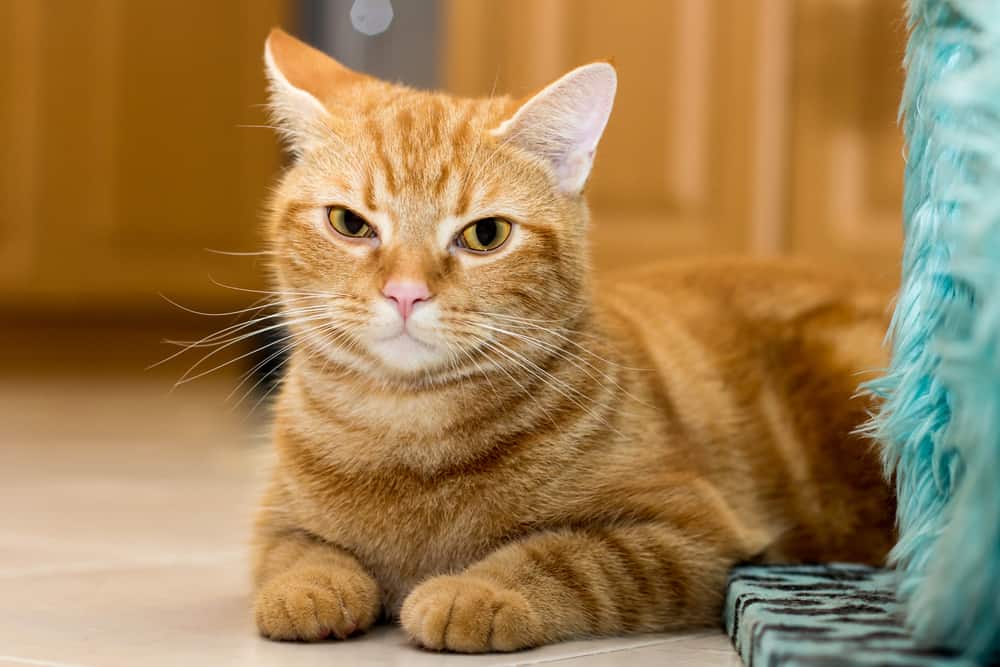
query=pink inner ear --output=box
[575,106,612,155]
[495,63,617,193]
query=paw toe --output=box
[255,568,378,642]
[401,575,540,653]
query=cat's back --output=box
[596,256,897,562]
[598,256,894,376]
[600,256,895,321]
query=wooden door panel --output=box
[789,0,905,274]
[0,0,287,310]
[444,0,776,270]
[0,0,42,286]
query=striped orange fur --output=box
[251,29,896,652]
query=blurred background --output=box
[0,0,906,385]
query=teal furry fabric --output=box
[866,0,1000,660]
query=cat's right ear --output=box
[492,63,617,195]
[264,28,364,154]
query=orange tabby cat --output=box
[251,28,896,652]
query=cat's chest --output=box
[297,465,549,613]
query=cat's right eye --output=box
[327,206,375,239]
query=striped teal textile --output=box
[724,564,983,667]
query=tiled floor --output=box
[0,374,742,667]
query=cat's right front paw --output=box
[254,567,380,642]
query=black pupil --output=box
[342,210,365,234]
[475,219,498,246]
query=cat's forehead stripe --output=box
[432,163,451,198]
[363,168,377,211]
[355,94,508,218]
[366,117,398,199]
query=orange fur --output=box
[251,29,896,652]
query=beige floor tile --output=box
[556,645,743,667]
[1,376,268,570]
[0,558,733,667]
[0,375,741,666]
[655,632,737,653]
[0,474,257,570]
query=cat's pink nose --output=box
[382,280,431,320]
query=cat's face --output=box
[264,29,616,385]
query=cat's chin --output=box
[367,331,447,375]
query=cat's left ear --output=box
[492,63,617,195]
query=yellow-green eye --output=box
[458,218,512,252]
[328,207,374,238]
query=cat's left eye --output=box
[327,206,375,239]
[456,218,512,253]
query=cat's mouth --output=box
[374,329,434,350]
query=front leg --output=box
[252,524,381,642]
[400,523,734,652]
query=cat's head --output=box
[263,29,616,385]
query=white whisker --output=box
[173,314,328,386]
[151,305,327,369]
[207,275,349,299]
[462,319,650,408]
[472,310,649,372]
[233,320,349,411]
[158,292,278,318]
[203,248,277,257]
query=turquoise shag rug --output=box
[864,0,1000,661]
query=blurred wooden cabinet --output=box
[0,0,287,313]
[1,0,906,320]
[445,0,905,276]
[789,0,905,273]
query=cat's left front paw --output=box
[400,574,543,652]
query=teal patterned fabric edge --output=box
[724,564,981,667]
